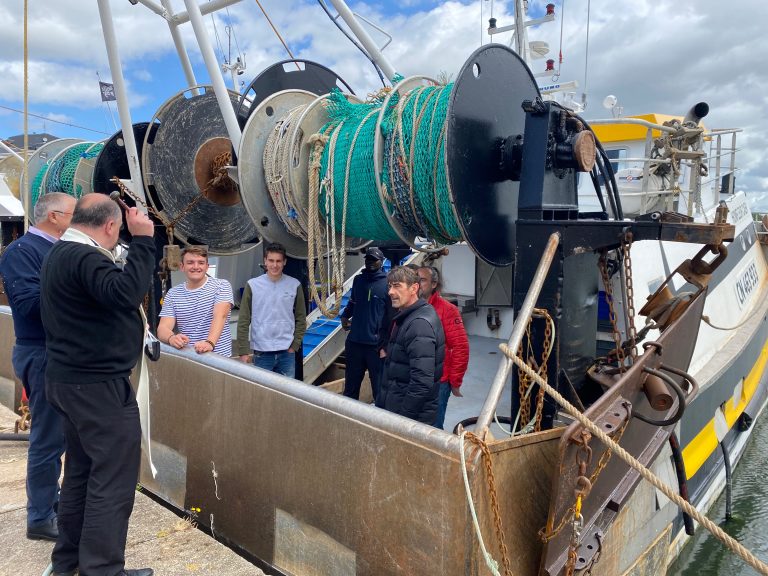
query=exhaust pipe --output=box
[683,102,709,125]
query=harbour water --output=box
[667,407,768,575]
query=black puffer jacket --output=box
[377,299,445,424]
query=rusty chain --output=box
[621,232,638,361]
[14,402,30,433]
[464,431,514,576]
[516,308,553,432]
[539,415,629,547]
[598,253,626,372]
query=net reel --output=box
[142,86,258,255]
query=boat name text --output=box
[735,261,759,307]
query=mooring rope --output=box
[499,342,768,576]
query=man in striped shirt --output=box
[157,246,234,356]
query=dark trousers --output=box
[343,340,382,401]
[11,344,65,526]
[46,377,141,576]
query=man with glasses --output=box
[0,192,75,542]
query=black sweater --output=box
[41,235,155,384]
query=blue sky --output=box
[1,0,767,203]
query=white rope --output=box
[263,104,310,239]
[460,431,503,576]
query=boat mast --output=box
[96,0,148,207]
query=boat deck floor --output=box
[442,335,513,434]
[0,404,265,576]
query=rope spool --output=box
[72,142,105,197]
[23,138,82,210]
[44,142,103,197]
[142,86,258,255]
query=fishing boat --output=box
[1,1,767,575]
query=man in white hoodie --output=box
[236,242,306,378]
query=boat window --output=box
[599,148,628,184]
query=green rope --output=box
[319,91,400,242]
[30,142,103,207]
[317,84,462,245]
[45,143,102,197]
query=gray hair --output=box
[419,266,441,290]
[387,265,419,286]
[32,192,73,225]
[71,195,122,228]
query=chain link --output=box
[598,253,626,371]
[464,432,514,576]
[517,308,553,432]
[621,232,638,361]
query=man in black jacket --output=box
[340,247,390,401]
[377,266,445,424]
[41,193,155,576]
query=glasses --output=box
[52,210,73,216]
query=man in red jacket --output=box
[417,266,470,429]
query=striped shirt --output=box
[159,277,234,356]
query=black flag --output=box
[99,81,116,102]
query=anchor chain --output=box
[464,431,514,576]
[517,308,553,432]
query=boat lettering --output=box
[729,200,750,224]
[735,261,759,307]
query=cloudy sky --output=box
[1,0,767,205]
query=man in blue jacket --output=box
[340,247,390,401]
[0,192,75,542]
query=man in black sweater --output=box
[340,247,391,401]
[0,192,75,542]
[41,193,155,576]
[377,266,445,424]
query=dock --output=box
[0,404,265,576]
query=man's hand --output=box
[379,349,387,359]
[167,333,190,349]
[194,340,214,354]
[450,385,463,397]
[288,348,295,354]
[341,318,351,331]
[239,354,252,363]
[126,207,154,237]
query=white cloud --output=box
[1,0,766,196]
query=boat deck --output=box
[0,404,265,576]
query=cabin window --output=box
[599,148,628,184]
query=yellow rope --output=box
[499,342,768,575]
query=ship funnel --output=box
[683,102,709,125]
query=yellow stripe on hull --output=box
[682,339,768,479]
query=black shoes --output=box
[26,517,58,541]
[51,568,153,576]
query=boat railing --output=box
[585,119,741,217]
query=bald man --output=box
[41,193,155,576]
[0,192,75,542]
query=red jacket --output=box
[428,292,469,387]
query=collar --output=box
[60,227,115,262]
[27,226,58,244]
